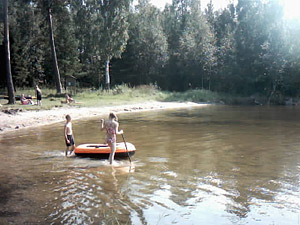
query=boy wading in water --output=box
[101,113,123,164]
[64,115,75,156]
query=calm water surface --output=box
[0,105,300,225]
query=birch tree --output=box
[97,0,130,89]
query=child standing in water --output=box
[101,113,123,164]
[35,85,42,106]
[64,115,75,156]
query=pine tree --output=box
[54,4,79,89]
[257,0,287,103]
[37,0,64,93]
[10,0,45,87]
[47,6,62,93]
[212,3,237,93]
[234,0,268,94]
[69,0,99,87]
[163,0,216,90]
[285,20,300,97]
[3,0,15,104]
[162,0,189,90]
[119,0,168,86]
[235,0,287,97]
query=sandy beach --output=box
[0,101,206,135]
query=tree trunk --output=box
[267,82,277,105]
[105,59,110,90]
[4,0,15,104]
[47,7,62,93]
[208,65,211,91]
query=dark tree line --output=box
[1,0,300,103]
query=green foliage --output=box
[164,89,221,103]
[54,5,79,80]
[2,0,300,104]
[97,0,130,61]
[162,0,217,91]
[178,0,216,90]
[68,0,130,88]
[113,0,168,86]
[9,0,45,86]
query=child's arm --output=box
[115,122,123,135]
[100,119,105,131]
[72,127,74,140]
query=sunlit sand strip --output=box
[0,101,208,135]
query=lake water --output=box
[0,105,300,225]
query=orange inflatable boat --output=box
[74,142,136,158]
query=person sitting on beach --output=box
[66,94,75,104]
[20,94,34,105]
[64,114,75,156]
[101,113,123,165]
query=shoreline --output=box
[0,101,207,135]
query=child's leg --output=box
[70,144,75,154]
[108,142,116,165]
[65,146,69,156]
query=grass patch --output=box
[164,89,260,105]
[0,85,259,112]
[0,84,169,111]
[74,84,168,107]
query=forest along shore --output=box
[0,101,206,135]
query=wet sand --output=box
[0,101,206,135]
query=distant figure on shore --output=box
[66,94,75,104]
[20,94,34,105]
[64,114,75,156]
[35,85,42,106]
[101,113,123,164]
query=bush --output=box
[164,89,220,103]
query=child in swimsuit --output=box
[20,94,34,105]
[64,114,75,156]
[101,113,123,164]
[65,94,75,104]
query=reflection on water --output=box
[0,105,300,224]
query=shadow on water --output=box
[0,105,300,224]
